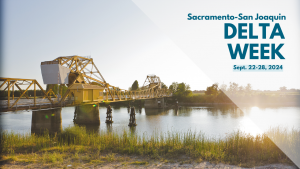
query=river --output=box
[0,105,299,138]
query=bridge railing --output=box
[0,78,56,111]
[0,77,173,112]
[102,88,172,102]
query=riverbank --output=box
[0,125,298,168]
[175,94,300,107]
[178,102,300,107]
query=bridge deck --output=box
[0,96,171,112]
[0,76,172,112]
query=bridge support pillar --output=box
[105,105,113,123]
[144,98,165,108]
[128,106,137,126]
[31,108,62,135]
[74,104,100,125]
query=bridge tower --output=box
[142,75,165,108]
[142,74,162,90]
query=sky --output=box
[132,0,300,91]
[1,0,299,91]
[1,0,213,91]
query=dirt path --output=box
[1,161,297,169]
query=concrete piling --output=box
[144,98,165,108]
[128,106,137,126]
[31,108,62,135]
[105,105,113,123]
[74,104,100,124]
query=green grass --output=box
[0,125,298,168]
[130,161,148,165]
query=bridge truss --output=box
[52,56,171,103]
[0,56,172,112]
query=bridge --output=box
[0,56,172,113]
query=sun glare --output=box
[239,117,263,136]
[251,106,260,111]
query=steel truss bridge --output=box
[0,56,172,112]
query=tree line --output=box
[128,80,168,91]
[0,90,45,98]
[205,82,253,96]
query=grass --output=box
[0,125,298,168]
[130,161,149,165]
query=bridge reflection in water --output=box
[31,108,62,135]
[30,105,243,135]
[31,105,101,135]
[73,104,100,133]
[30,106,168,135]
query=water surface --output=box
[0,105,299,138]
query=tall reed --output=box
[0,125,297,166]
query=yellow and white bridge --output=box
[0,56,172,112]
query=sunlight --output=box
[251,106,260,111]
[238,117,263,137]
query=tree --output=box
[169,82,179,93]
[131,80,139,91]
[46,84,68,95]
[238,86,244,95]
[228,82,239,95]
[176,82,192,97]
[46,84,59,94]
[205,83,219,96]
[161,82,168,89]
[219,84,227,92]
[245,83,252,95]
[279,86,287,92]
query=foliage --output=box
[279,86,287,92]
[175,82,298,104]
[177,83,192,97]
[219,84,227,92]
[0,90,45,98]
[171,82,192,98]
[224,82,253,96]
[181,93,232,103]
[169,82,178,94]
[0,84,69,98]
[245,83,252,94]
[46,84,68,96]
[161,82,168,89]
[228,82,239,95]
[205,83,219,96]
[131,80,139,91]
